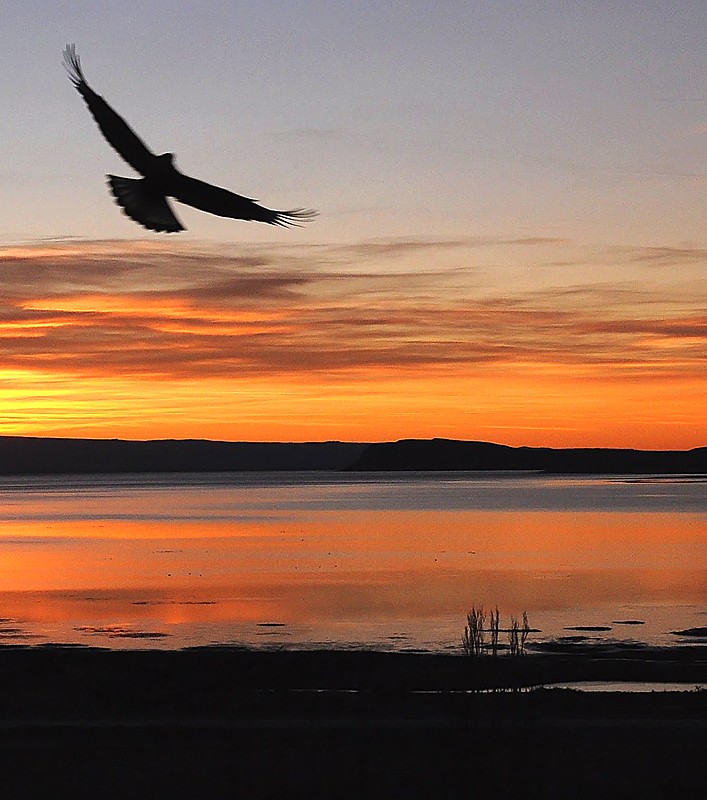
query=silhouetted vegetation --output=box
[463,606,531,657]
[508,611,531,656]
[489,606,501,656]
[462,606,486,656]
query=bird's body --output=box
[63,45,317,233]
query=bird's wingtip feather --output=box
[63,44,85,87]
[273,208,319,227]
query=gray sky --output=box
[2,1,705,244]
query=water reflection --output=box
[0,473,704,650]
[543,682,707,692]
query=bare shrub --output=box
[463,606,532,658]
[508,615,519,656]
[508,611,531,656]
[462,605,486,656]
[520,611,530,655]
[489,606,500,657]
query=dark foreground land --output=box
[0,645,705,798]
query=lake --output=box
[0,472,704,651]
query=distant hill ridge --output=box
[347,438,707,474]
[0,436,704,475]
[0,437,367,475]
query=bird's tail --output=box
[107,175,185,233]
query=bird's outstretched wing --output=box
[63,45,156,176]
[107,176,184,233]
[170,173,319,227]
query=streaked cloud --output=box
[0,239,704,384]
[619,245,707,266]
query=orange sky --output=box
[0,238,704,448]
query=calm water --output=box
[0,472,704,652]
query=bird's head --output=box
[155,152,175,172]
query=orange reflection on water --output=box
[2,510,704,590]
[0,504,704,647]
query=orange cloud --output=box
[0,239,704,447]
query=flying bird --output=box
[63,45,317,233]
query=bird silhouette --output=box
[63,45,317,233]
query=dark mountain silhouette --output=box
[347,438,707,474]
[0,436,704,475]
[0,437,366,475]
[63,45,317,232]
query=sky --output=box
[0,1,705,448]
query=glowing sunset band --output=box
[0,239,704,448]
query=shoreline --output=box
[1,642,705,708]
[1,645,704,796]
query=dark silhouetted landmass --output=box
[348,438,707,474]
[0,436,367,475]
[672,627,707,638]
[0,436,705,475]
[0,646,704,796]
